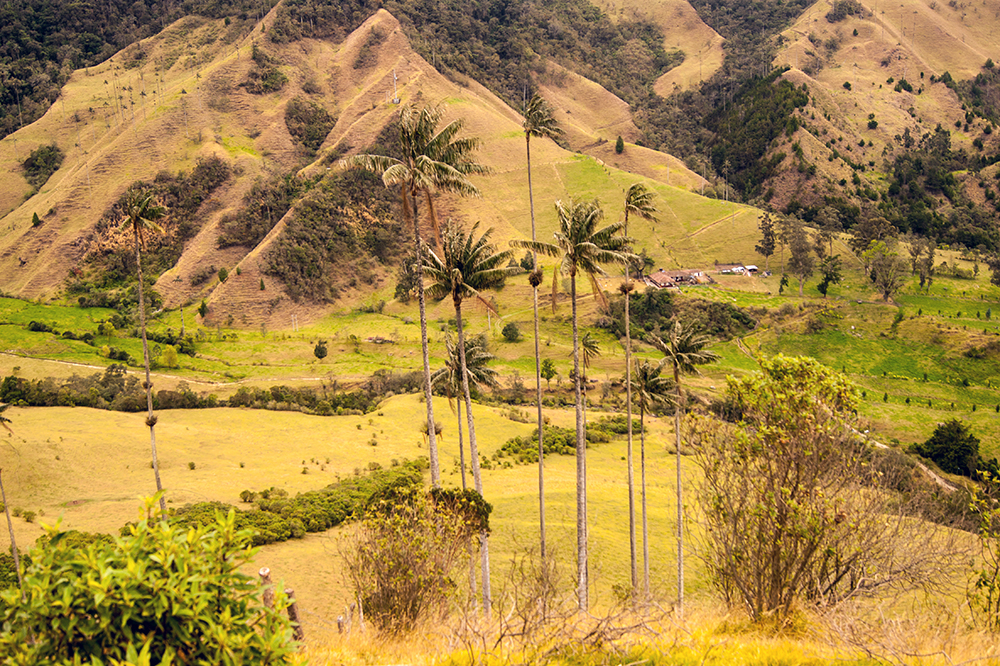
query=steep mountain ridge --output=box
[0,4,708,327]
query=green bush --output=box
[22,143,64,190]
[501,322,520,342]
[0,498,295,664]
[912,418,982,478]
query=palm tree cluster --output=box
[341,100,721,615]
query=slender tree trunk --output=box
[455,299,490,618]
[0,470,24,599]
[527,135,547,562]
[674,367,684,615]
[640,406,650,596]
[135,233,166,515]
[571,272,588,612]
[624,211,637,598]
[457,398,477,612]
[408,185,440,487]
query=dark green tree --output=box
[913,418,982,478]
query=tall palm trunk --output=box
[673,366,684,614]
[640,403,650,596]
[407,185,440,487]
[624,225,637,597]
[527,134,547,561]
[455,299,490,618]
[571,271,588,612]
[456,398,477,611]
[135,233,165,515]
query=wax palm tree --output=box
[431,332,497,610]
[0,404,22,595]
[650,321,718,614]
[425,221,515,617]
[342,105,487,488]
[579,331,600,433]
[523,92,563,561]
[119,187,167,515]
[431,333,498,493]
[620,182,658,595]
[512,199,632,611]
[630,359,675,597]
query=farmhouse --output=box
[645,268,706,288]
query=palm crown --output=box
[424,222,515,307]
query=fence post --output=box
[286,588,304,642]
[258,567,274,609]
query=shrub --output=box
[0,498,295,663]
[343,485,488,634]
[912,418,981,478]
[22,143,64,190]
[501,322,521,342]
[615,135,624,154]
[689,356,959,621]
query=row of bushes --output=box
[495,415,641,464]
[167,462,424,545]
[0,366,395,415]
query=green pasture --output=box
[0,394,703,626]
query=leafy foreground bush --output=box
[0,497,295,665]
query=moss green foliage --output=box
[495,415,639,464]
[0,497,294,664]
[284,96,336,154]
[501,322,520,342]
[245,43,287,94]
[600,288,756,341]
[21,143,64,190]
[217,174,308,248]
[0,0,274,140]
[169,462,424,545]
[263,169,402,302]
[71,156,231,308]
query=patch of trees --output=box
[243,42,287,94]
[703,70,809,198]
[71,156,231,306]
[877,127,1000,251]
[936,61,1000,126]
[284,96,336,154]
[216,174,309,248]
[263,169,403,302]
[21,143,63,190]
[599,288,756,341]
[825,0,865,22]
[0,0,274,140]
